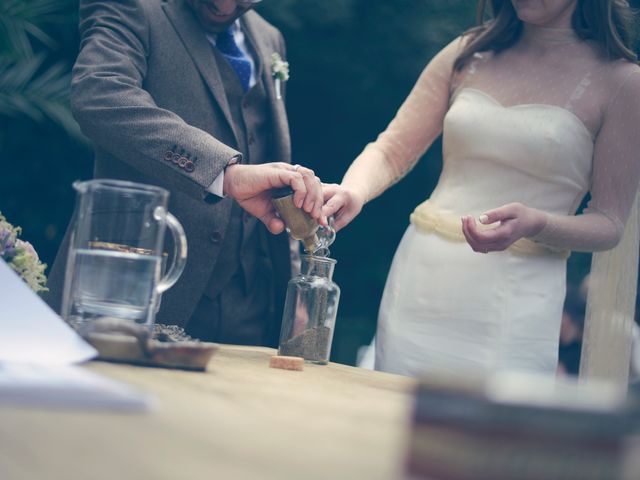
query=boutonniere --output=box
[270,52,289,100]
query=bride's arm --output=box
[323,37,466,230]
[535,68,640,251]
[462,67,640,253]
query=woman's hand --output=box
[321,184,366,231]
[461,202,547,253]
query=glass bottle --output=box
[278,255,340,364]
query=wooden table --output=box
[0,346,416,480]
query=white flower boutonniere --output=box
[270,52,289,100]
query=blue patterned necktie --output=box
[216,28,252,93]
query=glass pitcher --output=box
[61,179,187,330]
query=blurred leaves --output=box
[258,0,476,167]
[0,55,81,139]
[0,0,69,59]
[0,0,83,141]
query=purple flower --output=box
[0,229,16,258]
[3,246,17,261]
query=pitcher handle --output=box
[154,207,187,294]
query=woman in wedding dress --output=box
[323,0,640,376]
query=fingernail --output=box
[478,214,489,224]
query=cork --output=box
[269,355,304,371]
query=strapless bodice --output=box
[427,88,594,217]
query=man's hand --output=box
[223,162,324,234]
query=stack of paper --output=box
[0,259,151,411]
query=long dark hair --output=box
[454,0,639,71]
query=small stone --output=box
[269,355,304,371]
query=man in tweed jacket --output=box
[45,0,323,347]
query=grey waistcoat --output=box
[202,43,273,300]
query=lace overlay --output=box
[343,32,640,252]
[581,192,639,385]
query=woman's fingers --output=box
[322,195,345,219]
[322,183,340,199]
[462,204,546,253]
[462,215,514,253]
[469,216,513,242]
[321,185,346,218]
[318,184,364,231]
[478,203,520,225]
[333,209,356,232]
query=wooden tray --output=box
[76,318,217,371]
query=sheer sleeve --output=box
[340,37,466,203]
[533,67,640,252]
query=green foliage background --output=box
[1,0,637,365]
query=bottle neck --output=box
[302,234,320,253]
[301,255,336,280]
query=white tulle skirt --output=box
[364,225,566,377]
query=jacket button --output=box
[209,231,222,243]
[184,160,195,172]
[164,151,174,161]
[178,156,188,168]
[172,154,181,164]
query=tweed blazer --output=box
[45,0,293,334]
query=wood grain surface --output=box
[0,345,415,480]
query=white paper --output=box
[0,259,152,411]
[0,259,97,364]
[0,363,152,411]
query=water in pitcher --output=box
[71,249,162,323]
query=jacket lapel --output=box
[242,13,291,164]
[162,0,240,145]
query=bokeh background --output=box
[1,0,637,365]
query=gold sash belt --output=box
[409,201,569,259]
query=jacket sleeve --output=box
[71,0,241,200]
